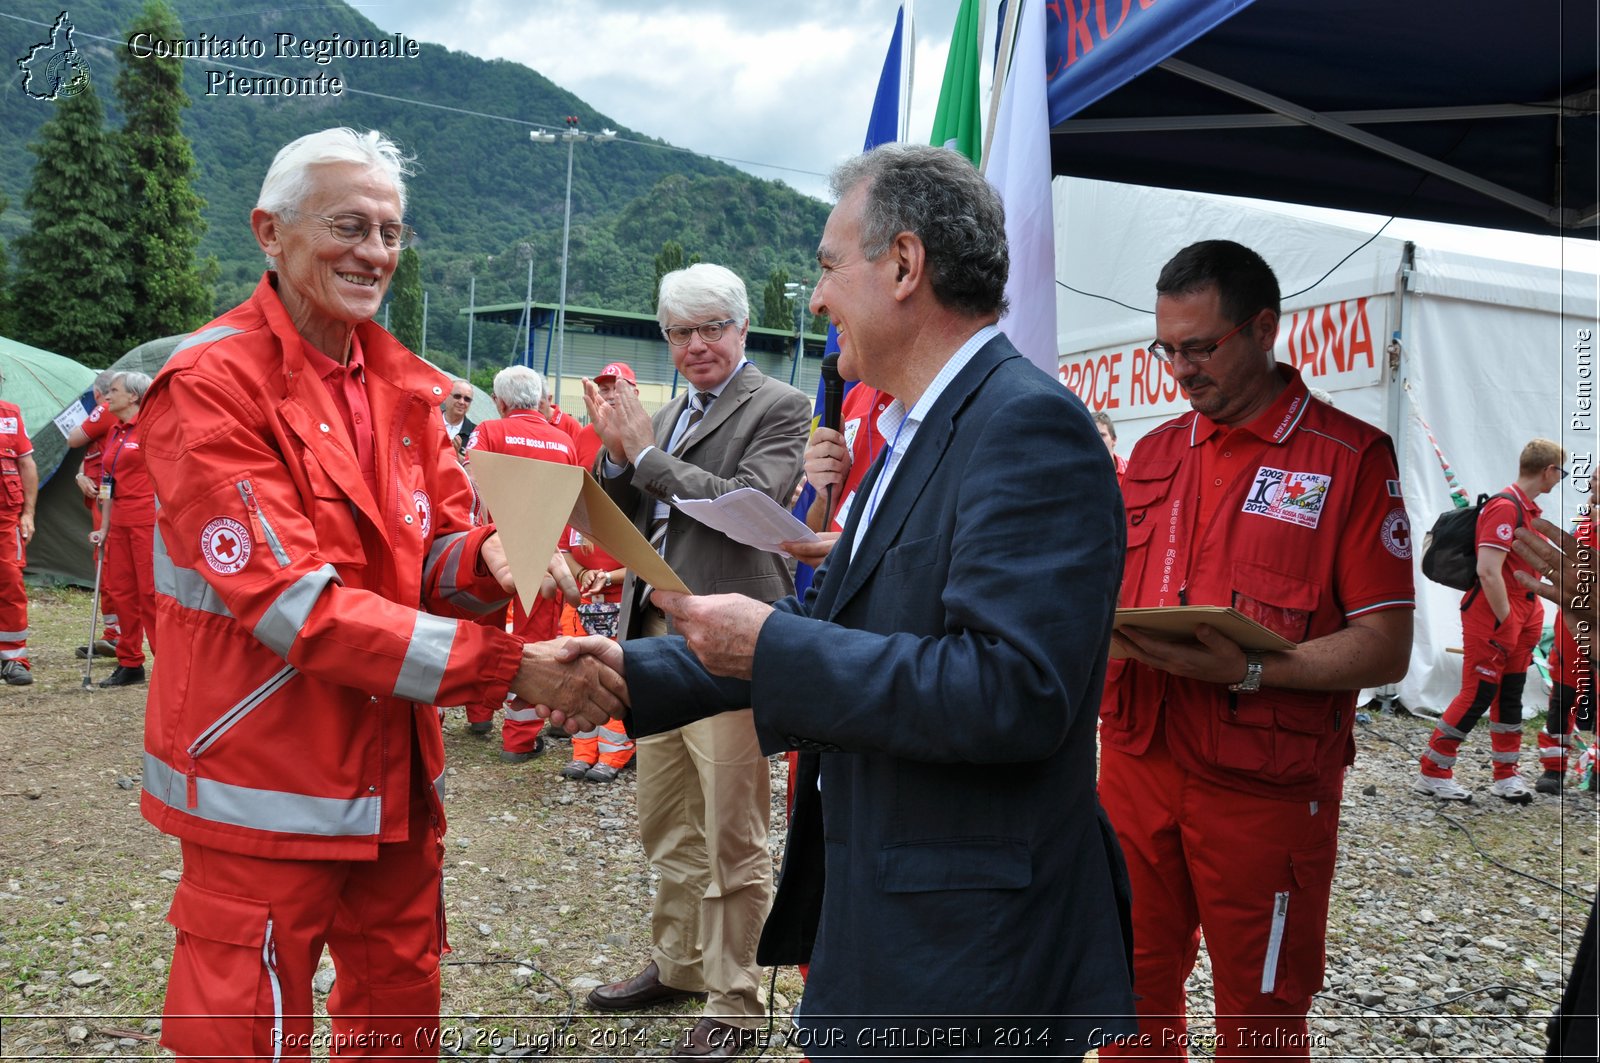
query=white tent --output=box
[1054,178,1600,716]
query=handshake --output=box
[508,635,629,736]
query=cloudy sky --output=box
[352,0,1597,271]
[357,0,980,201]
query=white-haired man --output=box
[462,364,577,758]
[584,263,810,1058]
[136,127,625,1060]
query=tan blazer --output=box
[601,363,811,640]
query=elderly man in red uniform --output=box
[0,368,38,686]
[462,365,577,759]
[67,370,122,659]
[1102,240,1414,1062]
[1417,438,1567,803]
[137,126,625,1062]
[91,371,157,687]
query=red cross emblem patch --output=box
[201,516,252,575]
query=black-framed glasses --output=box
[286,210,415,251]
[1555,465,1570,481]
[1148,311,1262,365]
[662,319,737,347]
[448,392,472,402]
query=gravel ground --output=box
[1,587,1596,1060]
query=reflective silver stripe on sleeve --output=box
[170,324,243,356]
[153,524,234,619]
[253,565,340,658]
[393,613,459,704]
[143,752,381,836]
[423,532,468,589]
[186,664,297,758]
[450,589,511,615]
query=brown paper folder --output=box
[1110,606,1297,659]
[465,451,689,611]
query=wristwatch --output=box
[1229,651,1265,693]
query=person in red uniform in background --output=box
[575,362,636,471]
[0,368,39,686]
[1094,410,1128,488]
[463,365,578,760]
[1417,438,1567,804]
[67,370,122,659]
[137,127,626,1062]
[540,387,582,445]
[1540,479,1598,793]
[559,360,638,782]
[90,371,157,687]
[1102,240,1414,1061]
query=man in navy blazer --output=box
[557,144,1135,1059]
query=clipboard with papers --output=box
[1109,606,1298,659]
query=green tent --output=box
[1,335,96,585]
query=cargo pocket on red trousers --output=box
[1261,835,1338,1006]
[163,878,283,1061]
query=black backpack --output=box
[1420,491,1523,591]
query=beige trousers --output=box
[636,608,773,1025]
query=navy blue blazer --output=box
[627,334,1135,1058]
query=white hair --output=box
[257,127,414,215]
[112,370,153,402]
[493,366,544,410]
[657,263,749,328]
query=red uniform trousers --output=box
[161,790,444,1062]
[0,510,27,670]
[556,603,634,770]
[1423,589,1544,781]
[87,497,121,644]
[1541,615,1596,774]
[103,523,156,668]
[1099,735,1340,1062]
[466,595,559,753]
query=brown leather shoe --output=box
[671,1017,759,1059]
[586,961,707,1012]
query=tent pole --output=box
[980,0,1022,172]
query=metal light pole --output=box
[784,281,811,386]
[531,117,616,406]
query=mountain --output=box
[0,0,831,371]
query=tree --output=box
[389,247,424,352]
[0,193,12,336]
[117,0,214,341]
[760,268,793,330]
[651,240,699,305]
[11,80,132,366]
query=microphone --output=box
[821,353,844,432]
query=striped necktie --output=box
[640,390,712,606]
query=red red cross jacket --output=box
[138,273,524,860]
[1103,369,1415,802]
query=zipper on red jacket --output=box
[186,753,199,809]
[237,479,290,566]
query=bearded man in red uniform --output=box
[462,365,577,759]
[1417,437,1567,803]
[1102,240,1414,1062]
[137,127,626,1062]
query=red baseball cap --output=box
[595,362,636,384]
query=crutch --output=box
[82,491,112,689]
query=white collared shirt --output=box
[850,325,1000,562]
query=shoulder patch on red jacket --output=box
[201,516,252,575]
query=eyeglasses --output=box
[287,210,415,250]
[448,393,472,402]
[1554,466,1570,481]
[1148,311,1262,365]
[662,319,737,347]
